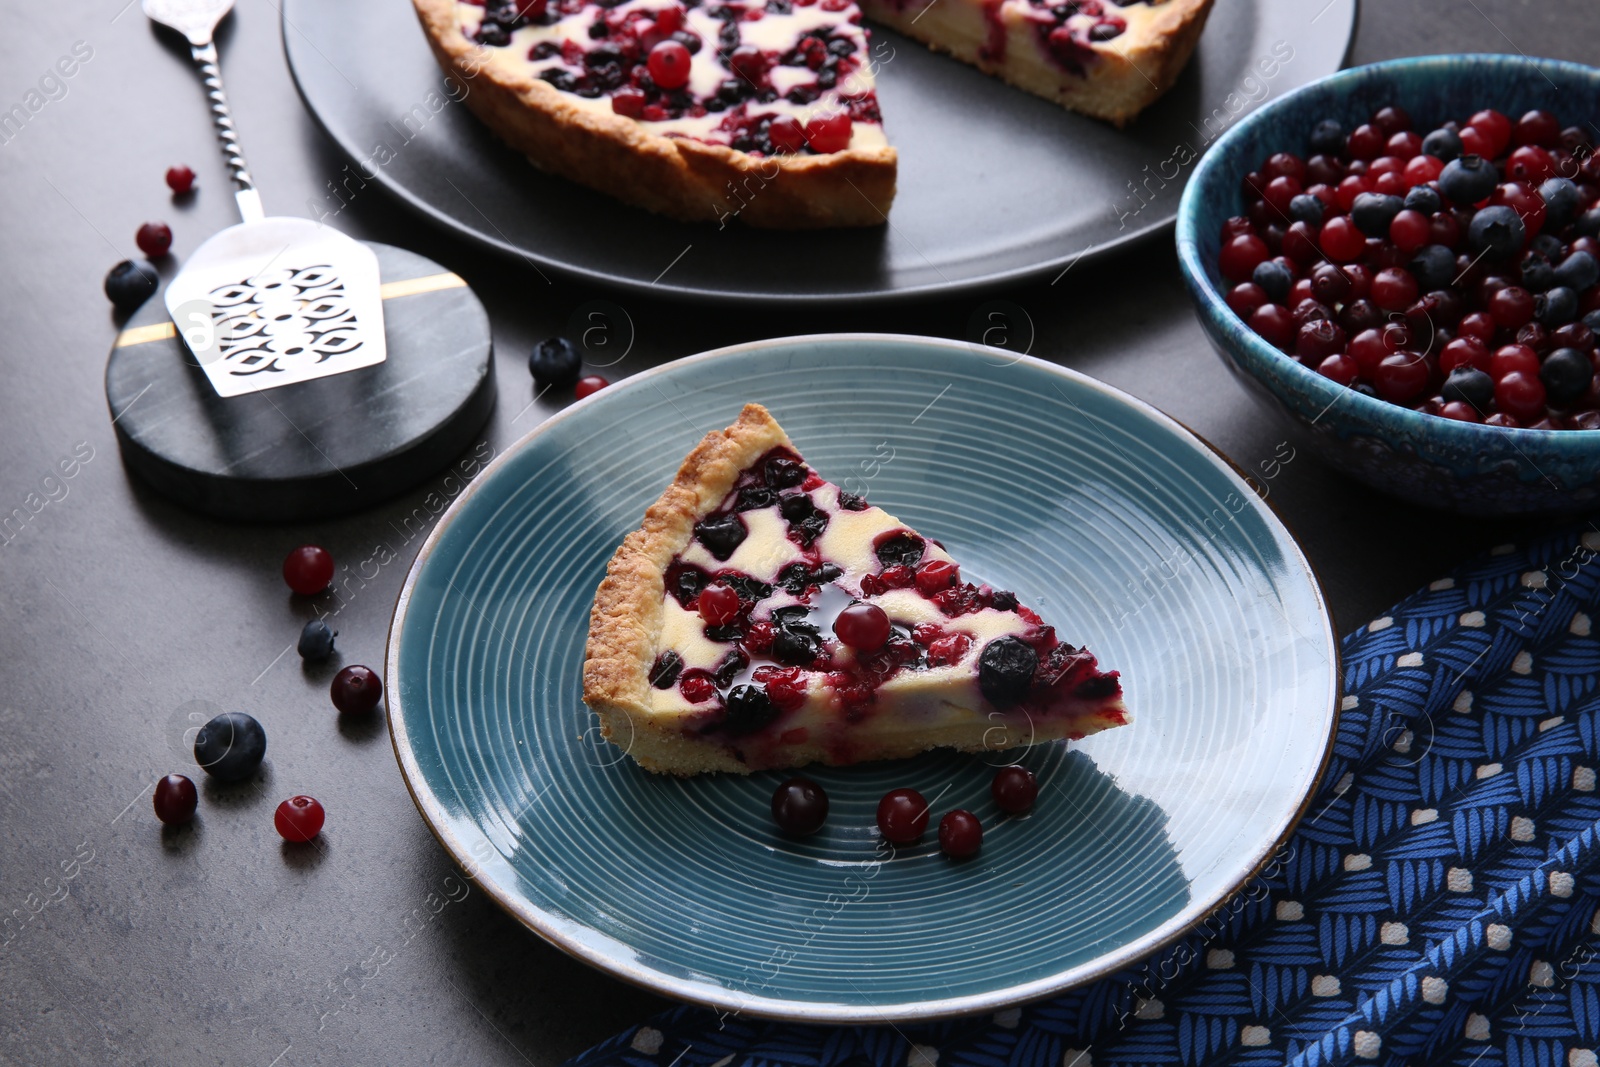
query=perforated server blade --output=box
[146,0,385,398]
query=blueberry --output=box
[104,259,159,313]
[978,636,1037,709]
[1467,205,1526,260]
[778,492,815,520]
[1408,244,1458,292]
[1252,260,1293,304]
[693,512,747,561]
[763,455,806,488]
[1308,118,1345,156]
[674,566,708,605]
[1540,347,1593,405]
[1441,367,1494,410]
[193,711,267,783]
[735,486,777,511]
[1439,154,1499,206]
[1351,192,1405,237]
[1403,185,1442,215]
[1288,194,1325,226]
[771,629,819,667]
[1519,252,1557,292]
[1536,286,1579,326]
[874,532,925,568]
[1556,251,1599,292]
[648,650,683,689]
[722,684,777,735]
[1421,127,1463,161]
[1585,310,1600,334]
[837,492,867,511]
[528,337,582,390]
[1530,234,1566,261]
[1538,177,1582,232]
[1577,207,1600,238]
[297,619,336,660]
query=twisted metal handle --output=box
[191,41,262,222]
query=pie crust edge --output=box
[582,403,792,774]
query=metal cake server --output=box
[145,0,385,399]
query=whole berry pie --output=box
[413,0,1211,226]
[582,404,1131,774]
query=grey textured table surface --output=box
[0,2,1592,1064]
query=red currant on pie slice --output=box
[582,404,1130,775]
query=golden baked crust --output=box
[859,0,1214,127]
[583,404,792,773]
[412,0,897,228]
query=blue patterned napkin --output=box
[566,527,1600,1067]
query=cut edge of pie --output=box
[413,0,897,228]
[583,403,1131,776]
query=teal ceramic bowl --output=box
[1177,55,1600,515]
[386,334,1339,1021]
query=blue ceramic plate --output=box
[386,334,1339,1022]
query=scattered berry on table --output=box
[136,221,173,258]
[938,810,983,859]
[1220,103,1600,429]
[282,544,335,595]
[331,665,383,715]
[104,259,158,312]
[297,619,336,660]
[876,787,929,845]
[528,337,582,390]
[991,765,1039,814]
[193,711,267,783]
[165,165,196,194]
[575,374,610,399]
[771,777,828,836]
[153,774,198,825]
[275,795,325,842]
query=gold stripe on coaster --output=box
[379,272,467,299]
[113,272,468,348]
[115,322,176,347]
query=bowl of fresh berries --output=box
[1176,54,1600,514]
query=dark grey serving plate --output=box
[282,0,1354,302]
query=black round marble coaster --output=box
[106,242,494,522]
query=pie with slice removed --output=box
[583,404,1130,775]
[412,0,1211,227]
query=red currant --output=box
[876,788,928,844]
[1370,267,1419,312]
[611,89,646,118]
[331,664,383,715]
[1389,209,1431,252]
[153,774,198,825]
[282,544,334,595]
[678,670,716,703]
[1219,234,1270,282]
[769,116,806,154]
[165,165,195,194]
[1489,285,1536,328]
[1495,370,1547,421]
[647,40,691,89]
[1347,123,1385,160]
[1403,154,1444,187]
[697,581,742,625]
[1263,152,1305,182]
[1372,105,1412,135]
[1317,352,1359,385]
[1439,400,1482,423]
[1226,282,1269,318]
[1515,109,1561,149]
[1319,216,1366,262]
[1490,344,1541,380]
[275,795,325,842]
[991,765,1038,814]
[833,601,890,650]
[1374,352,1430,403]
[1249,303,1294,349]
[938,810,983,860]
[804,112,852,154]
[771,778,828,836]
[1440,336,1491,373]
[1386,131,1423,159]
[926,633,972,666]
[1469,109,1512,156]
[913,559,958,596]
[1458,311,1496,342]
[1295,319,1346,363]
[136,221,172,258]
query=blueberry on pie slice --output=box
[583,404,1130,775]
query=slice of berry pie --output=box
[857,0,1213,127]
[414,0,897,227]
[583,404,1130,775]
